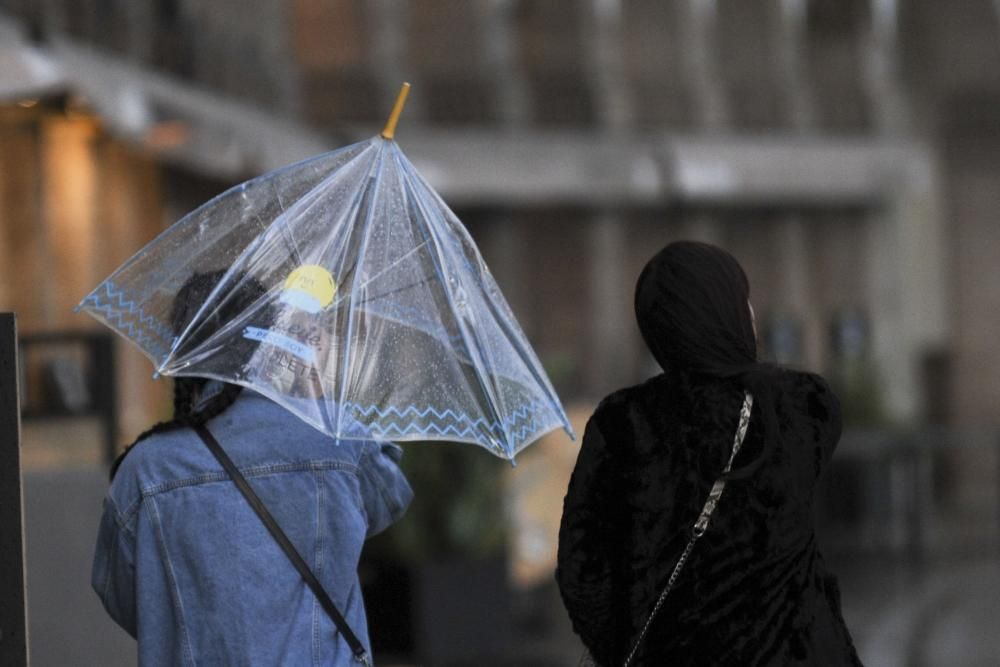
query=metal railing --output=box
[817,427,1000,559]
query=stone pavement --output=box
[23,467,133,667]
[834,554,1000,667]
[19,466,1000,666]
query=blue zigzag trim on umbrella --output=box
[344,399,558,447]
[80,282,174,356]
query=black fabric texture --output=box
[556,368,864,667]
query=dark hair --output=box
[634,240,781,479]
[110,270,267,479]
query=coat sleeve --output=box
[556,414,627,664]
[359,441,414,537]
[91,496,138,638]
[805,374,843,467]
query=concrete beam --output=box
[1,16,923,209]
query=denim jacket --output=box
[92,389,413,666]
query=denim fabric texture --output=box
[92,388,413,666]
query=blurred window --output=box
[93,0,130,54]
[717,0,788,131]
[621,0,696,129]
[514,1,596,127]
[805,0,873,132]
[407,0,497,126]
[494,209,590,398]
[18,331,118,463]
[291,0,379,126]
[156,0,179,23]
[63,0,95,40]
[423,77,498,126]
[152,0,194,77]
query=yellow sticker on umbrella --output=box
[280,265,336,314]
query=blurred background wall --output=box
[1,1,999,665]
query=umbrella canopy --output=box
[77,90,573,460]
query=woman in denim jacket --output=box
[92,272,413,665]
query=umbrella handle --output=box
[381,82,411,140]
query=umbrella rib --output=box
[326,240,431,310]
[157,144,380,374]
[405,159,574,440]
[471,281,573,435]
[248,140,379,270]
[269,190,305,265]
[394,147,511,454]
[354,275,434,306]
[335,143,388,437]
[79,140,376,371]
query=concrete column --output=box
[863,0,909,134]
[262,0,303,117]
[481,0,530,127]
[586,212,633,396]
[369,0,425,122]
[680,0,729,131]
[867,147,947,421]
[584,0,633,131]
[41,115,100,327]
[860,0,925,421]
[776,0,815,130]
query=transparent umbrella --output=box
[77,84,573,460]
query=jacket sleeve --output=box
[91,496,137,638]
[556,414,627,665]
[359,441,414,537]
[806,374,843,467]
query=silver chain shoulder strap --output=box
[620,391,754,667]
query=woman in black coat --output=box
[556,241,863,666]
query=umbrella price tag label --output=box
[243,326,316,363]
[280,265,337,314]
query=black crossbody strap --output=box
[193,424,371,666]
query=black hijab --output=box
[635,240,780,479]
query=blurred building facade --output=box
[4,2,1000,663]
[1,0,997,500]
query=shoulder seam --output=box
[139,460,360,498]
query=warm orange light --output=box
[17,99,38,108]
[63,94,95,120]
[42,116,99,318]
[142,120,192,150]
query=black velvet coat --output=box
[556,369,863,666]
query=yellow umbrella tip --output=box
[381,83,411,140]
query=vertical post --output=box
[776,0,815,130]
[682,0,729,131]
[370,0,423,123]
[586,212,631,396]
[909,437,931,563]
[586,0,632,130]
[480,0,529,127]
[0,313,29,666]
